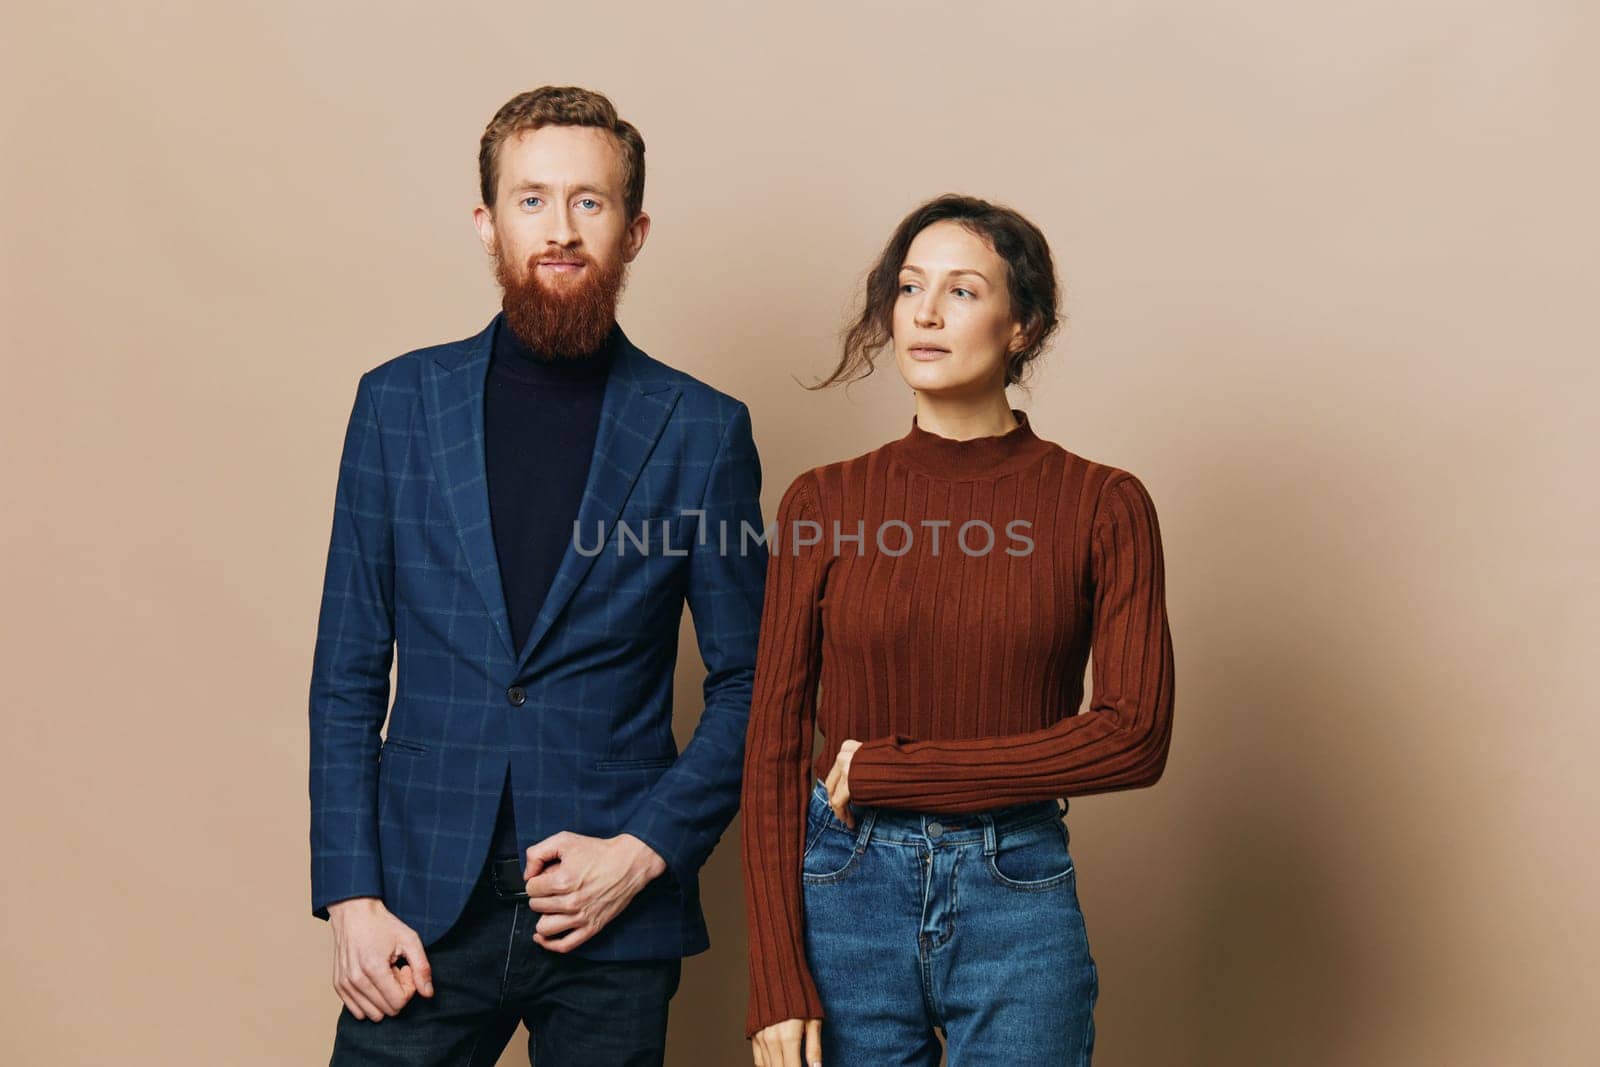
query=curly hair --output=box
[478,86,646,219]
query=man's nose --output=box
[548,203,579,247]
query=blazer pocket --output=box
[381,736,429,756]
[593,755,677,771]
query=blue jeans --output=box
[802,778,1098,1065]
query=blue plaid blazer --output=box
[309,312,766,958]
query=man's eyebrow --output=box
[505,181,610,196]
[899,264,993,283]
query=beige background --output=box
[4,1,1597,1063]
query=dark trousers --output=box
[329,857,683,1066]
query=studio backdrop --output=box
[4,1,1596,1064]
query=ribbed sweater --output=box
[739,407,1175,1038]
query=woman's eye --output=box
[953,287,974,299]
[899,283,919,295]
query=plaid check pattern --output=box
[309,312,767,958]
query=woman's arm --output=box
[739,470,831,1040]
[846,473,1175,812]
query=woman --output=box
[740,194,1175,1066]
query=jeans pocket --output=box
[801,827,862,884]
[802,783,865,884]
[985,819,1076,891]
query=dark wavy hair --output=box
[810,194,1061,390]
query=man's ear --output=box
[472,204,497,257]
[622,210,652,263]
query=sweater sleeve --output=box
[847,473,1175,812]
[740,470,830,1039]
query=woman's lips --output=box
[909,346,950,360]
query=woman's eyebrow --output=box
[899,264,992,284]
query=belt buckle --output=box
[491,857,529,900]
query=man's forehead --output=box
[499,127,625,193]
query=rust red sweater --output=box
[739,408,1175,1038]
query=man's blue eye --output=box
[579,198,598,209]
[522,196,541,208]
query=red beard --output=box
[495,248,628,358]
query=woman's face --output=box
[892,220,1026,398]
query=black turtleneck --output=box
[483,314,618,860]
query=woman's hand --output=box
[824,739,862,828]
[751,1017,823,1067]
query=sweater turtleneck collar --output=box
[490,313,618,385]
[885,407,1053,480]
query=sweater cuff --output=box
[746,967,828,1040]
[844,734,914,806]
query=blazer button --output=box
[506,686,527,707]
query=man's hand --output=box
[522,832,668,952]
[823,739,862,828]
[751,1017,823,1067]
[327,897,434,1020]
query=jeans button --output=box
[926,821,944,838]
[506,686,526,706]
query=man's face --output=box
[473,125,651,356]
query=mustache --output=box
[529,250,591,267]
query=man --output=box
[309,85,766,1065]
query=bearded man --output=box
[308,85,767,1065]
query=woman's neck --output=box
[910,394,1020,441]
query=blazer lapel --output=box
[512,326,681,672]
[422,316,516,661]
